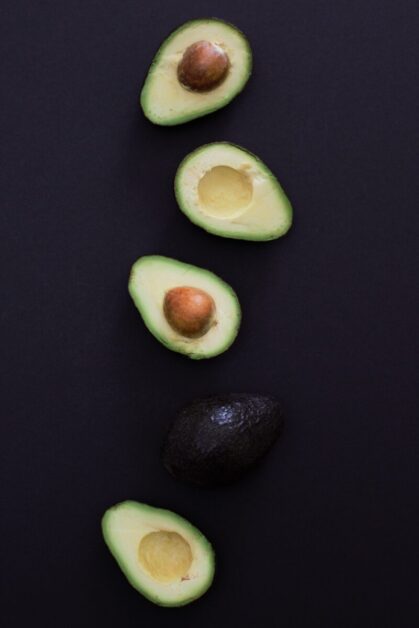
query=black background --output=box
[1,1,418,626]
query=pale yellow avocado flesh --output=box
[102,501,215,606]
[128,256,241,359]
[198,165,253,218]
[140,19,252,125]
[175,143,293,240]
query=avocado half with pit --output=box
[175,143,293,240]
[140,19,252,125]
[128,255,241,359]
[102,501,215,607]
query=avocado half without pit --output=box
[175,143,293,240]
[128,255,241,359]
[102,501,215,607]
[140,19,252,125]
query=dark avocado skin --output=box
[162,393,284,487]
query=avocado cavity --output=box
[198,165,253,219]
[138,531,193,583]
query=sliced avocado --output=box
[140,19,252,125]
[128,255,241,359]
[162,393,284,486]
[175,142,293,241]
[102,501,215,607]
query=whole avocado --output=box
[162,393,284,486]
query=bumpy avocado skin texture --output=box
[162,393,284,486]
[140,19,252,126]
[175,142,293,241]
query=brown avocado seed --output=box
[177,41,230,92]
[163,286,216,338]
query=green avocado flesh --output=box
[102,501,215,607]
[140,19,252,125]
[128,255,241,359]
[175,143,293,240]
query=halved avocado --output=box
[175,142,293,241]
[102,501,215,607]
[140,19,252,125]
[128,255,241,359]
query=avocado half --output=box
[140,19,252,125]
[175,143,293,240]
[128,255,241,359]
[102,501,215,607]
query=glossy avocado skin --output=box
[162,393,284,486]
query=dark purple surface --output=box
[1,1,418,626]
[162,393,284,486]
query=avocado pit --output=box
[164,286,216,339]
[177,40,230,92]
